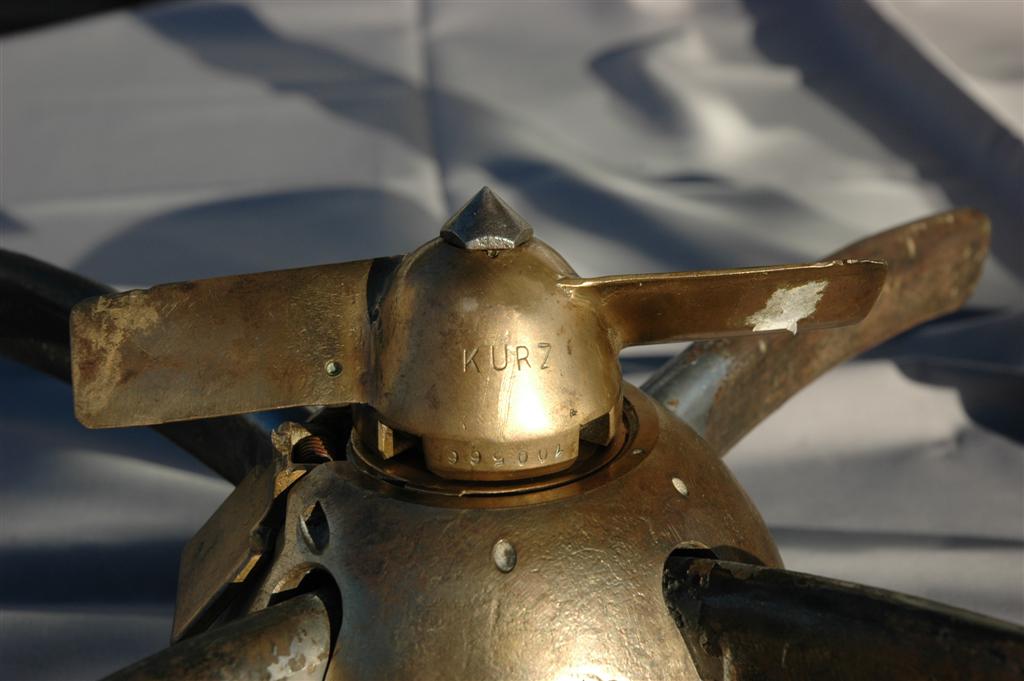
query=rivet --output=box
[492,538,517,573]
[671,477,689,497]
[631,448,644,456]
[324,360,342,377]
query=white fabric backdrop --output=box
[1,1,1021,678]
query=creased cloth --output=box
[1,1,1021,678]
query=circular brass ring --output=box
[346,383,660,508]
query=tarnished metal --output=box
[71,258,381,427]
[104,593,331,681]
[60,189,1023,680]
[367,235,620,479]
[561,259,885,346]
[664,557,1024,681]
[643,208,991,454]
[242,386,781,681]
[70,187,884,481]
[0,247,276,484]
[441,186,534,250]
[172,421,316,641]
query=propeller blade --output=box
[665,557,1024,681]
[561,260,886,347]
[0,248,274,484]
[71,258,392,428]
[101,592,332,681]
[643,208,990,453]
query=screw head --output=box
[492,538,517,573]
[441,187,533,251]
[671,477,689,497]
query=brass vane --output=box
[71,187,885,481]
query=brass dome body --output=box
[245,385,781,681]
[371,237,621,480]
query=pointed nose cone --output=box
[440,187,534,250]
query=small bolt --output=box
[324,360,342,377]
[492,539,517,573]
[671,477,689,497]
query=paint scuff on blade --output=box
[746,280,828,334]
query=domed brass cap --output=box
[371,236,621,479]
[69,187,887,482]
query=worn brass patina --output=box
[644,208,991,453]
[71,187,884,480]
[61,189,1023,680]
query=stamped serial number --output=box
[445,443,565,468]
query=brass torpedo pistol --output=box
[55,188,1021,680]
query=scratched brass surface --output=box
[70,187,886,481]
[347,394,638,505]
[562,259,885,347]
[68,189,1013,679]
[644,208,991,454]
[244,385,781,681]
[71,259,379,427]
[105,593,330,681]
[370,236,620,479]
[171,423,318,642]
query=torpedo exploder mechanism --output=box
[8,187,1017,679]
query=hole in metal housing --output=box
[300,501,330,554]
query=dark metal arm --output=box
[101,592,332,681]
[665,557,1024,681]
